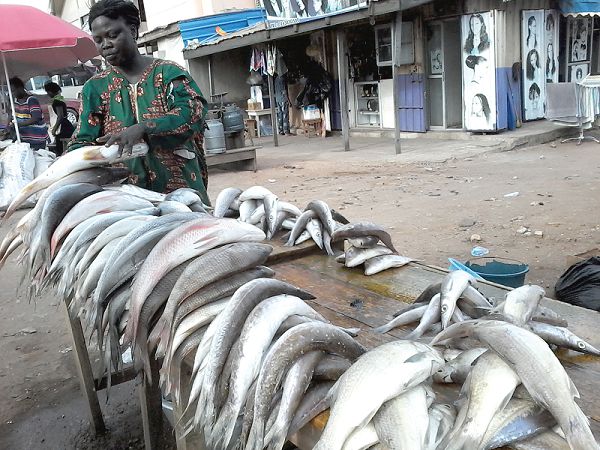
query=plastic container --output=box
[204,119,226,154]
[222,105,245,132]
[465,257,529,288]
[302,105,320,120]
[447,258,484,280]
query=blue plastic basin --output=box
[464,257,529,288]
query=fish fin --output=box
[211,402,239,450]
[569,376,581,399]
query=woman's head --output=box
[44,81,61,97]
[9,77,26,97]
[89,0,141,67]
[472,93,490,121]
[469,14,483,35]
[528,83,540,106]
[546,14,554,31]
[576,68,583,80]
[528,16,537,33]
[526,49,540,80]
[547,43,554,56]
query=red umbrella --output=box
[0,4,99,142]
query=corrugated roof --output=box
[559,0,600,15]
[185,21,266,49]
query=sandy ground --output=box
[0,134,599,449]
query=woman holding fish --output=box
[67,0,210,204]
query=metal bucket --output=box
[222,105,245,132]
[204,119,226,154]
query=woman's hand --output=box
[97,123,147,156]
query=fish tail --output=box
[564,406,599,450]
[430,321,477,346]
[211,401,238,450]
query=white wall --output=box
[58,0,89,28]
[157,35,188,68]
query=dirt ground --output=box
[0,136,599,449]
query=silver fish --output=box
[264,351,324,450]
[425,403,457,450]
[331,222,397,253]
[239,199,258,222]
[528,321,600,356]
[294,229,312,245]
[438,351,521,450]
[407,294,441,340]
[509,430,570,450]
[214,187,242,218]
[156,200,192,214]
[285,210,316,246]
[248,322,366,450]
[432,320,599,450]
[306,218,324,249]
[209,295,326,449]
[264,193,279,239]
[105,184,166,203]
[364,254,414,276]
[481,398,556,450]
[313,341,443,450]
[501,285,546,326]
[342,423,379,450]
[348,236,380,249]
[373,385,432,450]
[239,185,275,202]
[440,271,476,329]
[305,200,336,236]
[288,381,335,437]
[432,347,487,384]
[278,201,302,217]
[374,304,428,334]
[313,355,352,381]
[344,245,392,268]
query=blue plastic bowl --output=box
[447,258,484,280]
[465,257,529,288]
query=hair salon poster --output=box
[261,0,366,27]
[461,12,497,131]
[522,10,545,121]
[545,10,559,84]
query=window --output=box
[374,21,415,67]
[81,14,90,33]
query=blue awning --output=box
[179,9,265,47]
[559,0,600,16]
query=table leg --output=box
[138,358,164,450]
[256,116,261,138]
[63,304,106,435]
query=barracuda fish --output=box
[313,341,442,450]
[214,187,243,218]
[438,351,521,450]
[248,323,366,450]
[3,143,147,218]
[331,222,397,253]
[432,320,600,450]
[440,271,476,329]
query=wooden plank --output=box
[94,364,136,391]
[268,74,279,147]
[392,11,402,154]
[62,303,106,435]
[138,357,165,450]
[336,30,350,151]
[206,147,257,171]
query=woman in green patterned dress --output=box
[68,0,210,204]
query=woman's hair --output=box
[291,0,308,14]
[474,93,490,121]
[546,44,556,76]
[307,0,328,16]
[576,68,583,79]
[89,0,141,37]
[43,81,61,95]
[527,16,537,47]
[526,49,540,80]
[545,14,555,31]
[9,77,25,90]
[465,55,486,70]
[464,14,490,54]
[528,83,540,100]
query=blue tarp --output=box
[179,9,265,46]
[559,0,600,15]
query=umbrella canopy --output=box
[0,4,98,78]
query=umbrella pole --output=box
[1,52,21,143]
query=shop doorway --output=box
[426,19,463,129]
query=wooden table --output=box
[175,248,600,448]
[246,110,272,137]
[206,146,258,172]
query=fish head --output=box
[432,364,454,383]
[430,320,478,346]
[440,299,454,329]
[567,332,600,356]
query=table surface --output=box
[246,109,272,115]
[177,242,600,448]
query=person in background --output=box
[44,81,75,156]
[8,77,48,150]
[274,73,290,135]
[68,0,210,203]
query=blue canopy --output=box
[179,9,265,46]
[559,0,600,15]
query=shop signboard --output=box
[461,11,497,131]
[260,0,367,28]
[521,10,545,121]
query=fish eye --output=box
[578,341,586,349]
[441,305,448,312]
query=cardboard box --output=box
[566,248,600,268]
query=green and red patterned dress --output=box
[67,59,210,205]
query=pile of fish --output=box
[333,222,415,276]
[213,186,349,254]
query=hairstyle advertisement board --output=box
[461,12,497,131]
[545,10,559,84]
[522,10,545,120]
[261,0,366,27]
